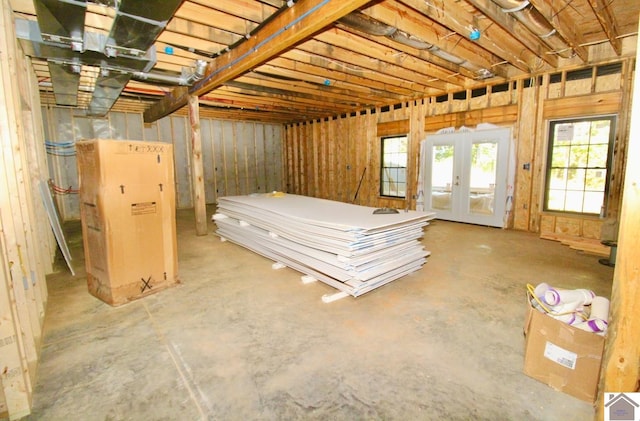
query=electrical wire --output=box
[50,183,79,195]
[45,140,76,156]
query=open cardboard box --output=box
[523,293,605,403]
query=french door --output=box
[423,128,510,227]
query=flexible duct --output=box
[492,0,574,58]
[338,12,397,36]
[338,12,494,79]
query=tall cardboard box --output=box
[523,299,605,402]
[76,139,179,306]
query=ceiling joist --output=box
[143,0,374,123]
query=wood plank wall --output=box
[284,61,634,237]
[42,108,284,220]
[0,0,53,417]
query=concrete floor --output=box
[25,208,613,420]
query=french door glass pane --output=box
[431,145,453,211]
[468,142,497,215]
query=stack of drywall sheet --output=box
[213,193,436,298]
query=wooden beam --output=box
[587,0,622,56]
[144,0,373,122]
[596,22,640,419]
[188,95,208,236]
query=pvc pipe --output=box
[533,282,550,301]
[590,296,610,322]
[544,288,595,306]
[573,318,607,333]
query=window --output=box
[544,116,616,214]
[380,135,408,198]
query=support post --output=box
[188,95,207,236]
[595,18,640,419]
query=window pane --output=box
[564,190,584,212]
[549,168,567,189]
[547,190,566,211]
[551,145,570,167]
[568,145,589,167]
[583,191,604,214]
[587,144,608,167]
[566,168,586,190]
[585,169,606,190]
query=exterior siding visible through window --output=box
[544,116,616,215]
[380,135,408,198]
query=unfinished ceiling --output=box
[10,0,640,124]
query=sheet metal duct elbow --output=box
[131,60,208,86]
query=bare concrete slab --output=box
[25,207,611,420]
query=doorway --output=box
[422,128,511,227]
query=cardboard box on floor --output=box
[76,139,179,306]
[523,297,605,403]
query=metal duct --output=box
[105,0,185,57]
[16,19,156,72]
[88,72,132,116]
[493,0,574,58]
[34,0,87,50]
[48,61,81,106]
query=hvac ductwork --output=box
[338,12,494,80]
[493,0,574,58]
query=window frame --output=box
[543,115,616,215]
[379,134,408,199]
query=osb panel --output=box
[490,91,513,107]
[565,78,593,96]
[582,219,603,239]
[595,73,621,92]
[554,216,582,236]
[547,83,563,99]
[513,83,536,231]
[469,95,490,110]
[540,214,556,233]
[450,99,468,113]
[433,101,450,115]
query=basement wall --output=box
[43,108,284,220]
[284,59,635,238]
